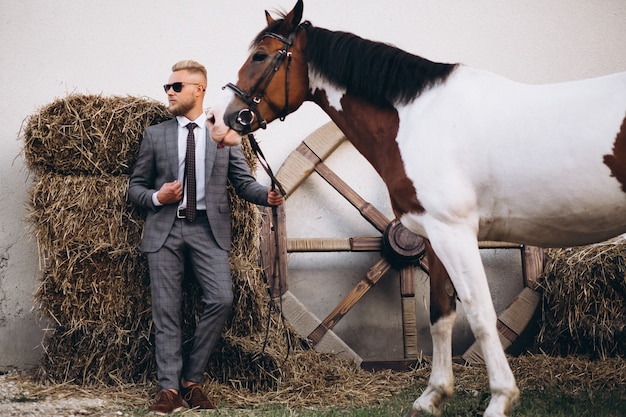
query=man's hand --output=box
[157,180,183,205]
[267,189,284,206]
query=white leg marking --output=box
[428,226,519,417]
[412,312,456,416]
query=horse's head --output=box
[209,0,310,145]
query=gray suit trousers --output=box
[147,215,232,390]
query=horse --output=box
[208,1,626,416]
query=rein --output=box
[246,133,291,360]
[246,133,286,196]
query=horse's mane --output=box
[253,18,458,107]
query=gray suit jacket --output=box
[128,118,269,252]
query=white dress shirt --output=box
[152,114,207,210]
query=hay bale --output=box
[29,174,143,262]
[38,322,155,385]
[536,237,626,358]
[25,130,156,383]
[22,94,171,176]
[35,247,150,329]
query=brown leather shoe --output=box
[182,384,216,410]
[149,389,184,415]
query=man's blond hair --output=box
[171,60,207,81]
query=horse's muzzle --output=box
[225,109,251,135]
[227,108,267,134]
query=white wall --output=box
[1,0,625,369]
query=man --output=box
[129,60,283,414]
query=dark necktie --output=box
[185,122,198,222]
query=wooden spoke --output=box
[286,237,382,252]
[306,257,392,347]
[313,161,390,233]
[400,266,418,358]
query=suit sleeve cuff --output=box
[152,191,163,207]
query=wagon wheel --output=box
[259,122,545,367]
[259,122,425,362]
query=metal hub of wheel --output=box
[382,219,425,269]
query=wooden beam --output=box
[259,205,289,298]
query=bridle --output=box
[223,22,308,131]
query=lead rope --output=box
[247,133,286,196]
[247,134,292,363]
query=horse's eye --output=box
[252,52,268,62]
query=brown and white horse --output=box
[208,1,626,416]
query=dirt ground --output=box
[0,371,137,417]
[0,371,231,416]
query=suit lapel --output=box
[165,119,179,181]
[204,125,217,181]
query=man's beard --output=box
[169,100,194,116]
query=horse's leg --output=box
[414,225,519,417]
[406,241,456,417]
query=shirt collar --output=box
[176,114,205,128]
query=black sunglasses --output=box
[163,82,201,93]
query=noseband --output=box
[223,23,308,130]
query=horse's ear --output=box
[285,0,304,29]
[265,10,275,25]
